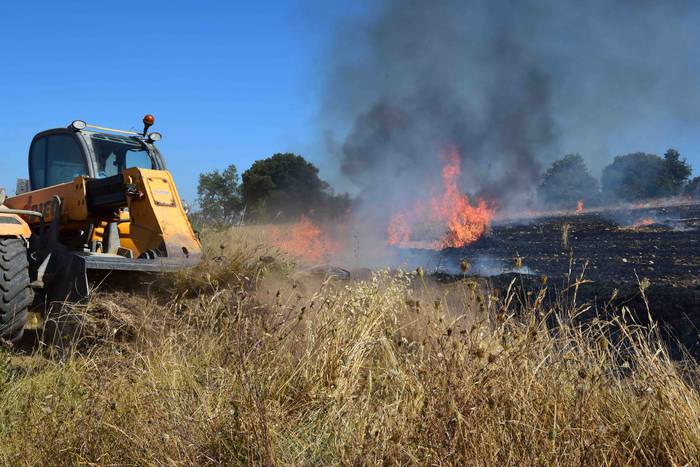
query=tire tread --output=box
[0,238,32,340]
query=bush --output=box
[196,164,243,223]
[602,150,692,202]
[602,153,666,201]
[241,153,350,221]
[538,154,599,208]
[686,176,700,198]
[663,149,692,195]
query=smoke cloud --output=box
[322,0,700,218]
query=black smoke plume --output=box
[323,0,700,217]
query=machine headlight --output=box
[148,132,162,142]
[71,120,87,131]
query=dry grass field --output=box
[0,225,698,465]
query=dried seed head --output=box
[640,277,651,291]
[514,255,523,270]
[561,223,571,249]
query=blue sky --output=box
[0,1,352,203]
[1,1,699,203]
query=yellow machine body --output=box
[0,210,32,239]
[5,168,201,262]
[5,179,88,227]
[0,116,201,339]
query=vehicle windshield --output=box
[90,134,155,178]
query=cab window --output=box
[126,149,154,170]
[90,134,155,177]
[29,134,87,190]
[29,138,47,190]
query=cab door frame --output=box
[28,129,95,191]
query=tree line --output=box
[195,149,700,224]
[538,149,699,208]
[194,153,350,225]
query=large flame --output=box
[387,147,494,249]
[269,215,340,262]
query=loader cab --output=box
[28,125,166,191]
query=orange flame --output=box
[575,200,584,214]
[387,147,494,249]
[269,215,339,262]
[387,212,412,245]
[628,217,655,228]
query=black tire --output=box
[0,238,32,341]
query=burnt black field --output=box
[445,202,700,286]
[432,201,700,358]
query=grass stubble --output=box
[0,224,698,465]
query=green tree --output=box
[241,153,349,220]
[686,176,700,198]
[538,154,599,208]
[602,153,669,201]
[662,148,692,195]
[196,164,243,222]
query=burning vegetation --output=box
[626,217,656,229]
[268,215,340,262]
[387,148,494,250]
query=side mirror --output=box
[15,179,30,195]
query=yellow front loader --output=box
[0,115,201,340]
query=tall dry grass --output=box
[0,225,698,465]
